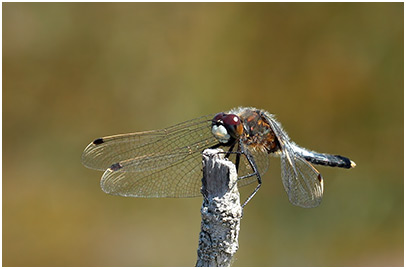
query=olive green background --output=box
[3,3,403,266]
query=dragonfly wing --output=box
[265,113,323,207]
[83,112,272,198]
[82,114,220,198]
[101,148,206,198]
[280,151,324,208]
[101,145,270,198]
[82,114,215,171]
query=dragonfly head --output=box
[211,113,243,144]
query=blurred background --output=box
[3,3,403,266]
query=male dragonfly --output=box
[82,107,356,208]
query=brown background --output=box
[3,3,403,266]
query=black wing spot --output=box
[317,173,323,182]
[93,138,104,145]
[110,163,123,171]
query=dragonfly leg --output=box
[241,181,262,208]
[234,143,241,173]
[212,141,239,169]
[240,146,262,208]
[212,143,262,207]
[225,143,236,159]
[238,172,256,180]
[209,142,237,164]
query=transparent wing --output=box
[265,114,324,208]
[82,114,220,198]
[82,114,215,171]
[101,143,211,198]
[280,152,324,208]
[100,144,268,198]
[82,113,269,198]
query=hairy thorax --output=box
[237,109,280,154]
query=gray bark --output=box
[196,149,243,267]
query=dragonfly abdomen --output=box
[303,153,355,169]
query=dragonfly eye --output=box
[211,113,242,144]
[223,114,240,126]
[213,112,225,122]
[223,114,243,138]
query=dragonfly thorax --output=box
[238,109,280,154]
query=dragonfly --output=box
[82,107,356,208]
